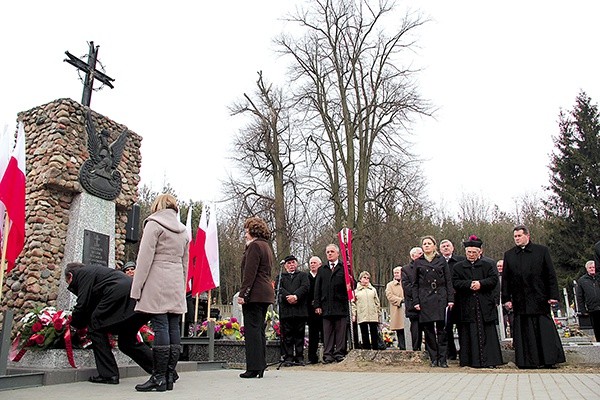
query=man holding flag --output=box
[314,244,349,363]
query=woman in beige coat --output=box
[131,194,189,392]
[385,266,406,349]
[352,271,381,350]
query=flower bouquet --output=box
[10,306,82,367]
[138,324,155,345]
[194,317,243,340]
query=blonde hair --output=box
[358,270,371,280]
[151,193,179,213]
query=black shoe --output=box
[430,360,438,367]
[543,364,557,369]
[334,356,345,363]
[323,358,334,364]
[239,369,264,378]
[89,375,119,384]
[439,361,449,368]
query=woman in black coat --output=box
[237,217,275,378]
[413,235,453,367]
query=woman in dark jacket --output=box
[413,235,454,367]
[237,217,275,378]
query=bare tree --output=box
[277,0,432,260]
[228,71,299,260]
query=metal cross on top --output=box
[64,41,115,107]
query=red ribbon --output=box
[64,323,76,368]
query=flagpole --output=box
[0,217,10,304]
[194,293,200,332]
[207,289,212,320]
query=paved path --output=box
[3,368,600,400]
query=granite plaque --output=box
[83,229,110,267]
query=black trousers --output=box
[307,313,323,362]
[409,317,423,351]
[589,310,600,342]
[422,320,447,363]
[322,316,347,361]
[280,317,306,361]
[359,321,379,350]
[242,302,269,371]
[89,312,153,378]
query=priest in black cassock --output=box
[452,235,503,368]
[501,225,566,369]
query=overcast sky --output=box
[1,1,599,215]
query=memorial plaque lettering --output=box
[83,229,109,267]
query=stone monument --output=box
[0,98,142,328]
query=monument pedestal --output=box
[57,192,116,310]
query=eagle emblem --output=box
[79,110,128,200]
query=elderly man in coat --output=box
[452,236,503,368]
[277,255,310,365]
[65,262,153,384]
[385,266,406,349]
[314,244,350,363]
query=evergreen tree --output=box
[545,91,600,273]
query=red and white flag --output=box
[184,205,195,293]
[0,125,15,242]
[191,203,219,295]
[0,122,26,273]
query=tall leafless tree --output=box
[228,71,299,261]
[277,0,432,262]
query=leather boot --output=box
[135,345,169,392]
[166,344,181,390]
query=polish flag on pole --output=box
[0,122,26,273]
[0,125,14,242]
[191,203,219,295]
[184,205,195,293]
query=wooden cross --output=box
[64,41,115,107]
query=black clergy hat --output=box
[463,235,483,248]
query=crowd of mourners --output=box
[274,224,572,370]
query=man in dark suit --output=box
[439,239,465,360]
[402,246,424,351]
[277,255,310,365]
[306,255,323,364]
[314,244,350,363]
[501,225,566,369]
[65,262,153,384]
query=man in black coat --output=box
[65,262,153,384]
[314,244,350,363]
[452,236,503,368]
[401,246,424,351]
[277,255,310,365]
[501,225,566,369]
[576,260,600,341]
[306,255,323,364]
[439,239,465,360]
